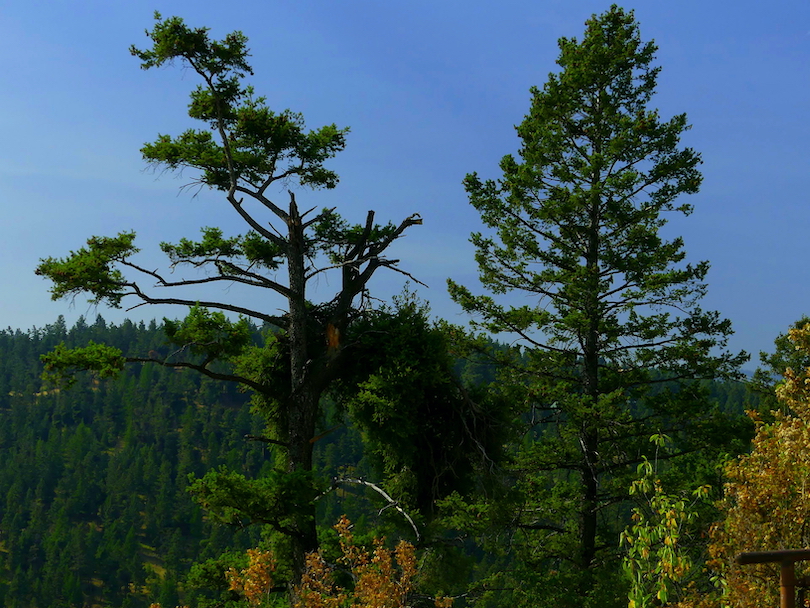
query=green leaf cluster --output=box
[749,315,810,417]
[163,306,253,364]
[190,467,319,538]
[132,13,348,191]
[40,341,125,388]
[0,316,269,607]
[36,232,138,308]
[24,7,772,608]
[447,6,749,606]
[311,209,400,265]
[620,436,710,608]
[333,296,510,520]
[161,227,284,271]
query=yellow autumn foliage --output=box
[226,548,277,607]
[702,322,810,608]
[152,516,453,608]
[294,515,452,608]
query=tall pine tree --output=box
[448,6,747,606]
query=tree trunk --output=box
[579,164,602,574]
[285,192,320,582]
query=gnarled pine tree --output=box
[36,13,421,584]
[448,6,747,606]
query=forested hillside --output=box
[0,315,759,607]
[11,6,796,608]
[0,316,266,606]
[0,316,391,607]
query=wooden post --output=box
[781,561,796,608]
[736,550,810,608]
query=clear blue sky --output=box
[1,1,808,364]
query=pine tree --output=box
[35,13,421,584]
[448,6,747,605]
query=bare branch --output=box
[122,281,284,325]
[215,261,294,297]
[367,213,423,257]
[305,256,375,281]
[302,206,336,231]
[382,262,429,287]
[322,477,421,542]
[126,356,271,394]
[233,186,290,224]
[121,259,293,298]
[227,191,288,249]
[244,434,289,448]
[346,210,375,261]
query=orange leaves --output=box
[210,516,451,608]
[295,515,416,608]
[226,548,277,607]
[294,515,451,608]
[296,552,343,608]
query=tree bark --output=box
[284,192,320,581]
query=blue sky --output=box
[1,1,808,363]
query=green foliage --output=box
[0,314,760,607]
[333,296,509,520]
[131,11,252,76]
[36,232,139,308]
[131,13,348,191]
[749,315,810,417]
[450,6,740,376]
[186,550,267,608]
[163,306,253,363]
[0,316,267,607]
[190,468,320,537]
[703,322,810,608]
[38,11,424,591]
[161,227,242,260]
[28,8,766,607]
[160,227,285,271]
[188,534,286,606]
[40,340,125,387]
[620,436,709,608]
[311,208,401,264]
[232,332,288,421]
[447,5,748,606]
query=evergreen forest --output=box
[5,5,809,608]
[0,315,761,607]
